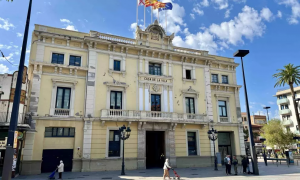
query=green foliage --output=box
[261,119,295,151]
[243,127,249,140]
[273,63,300,87]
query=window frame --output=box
[149,63,162,76]
[185,97,195,114]
[151,94,161,111]
[106,127,123,158]
[44,127,75,137]
[108,130,121,157]
[211,74,219,83]
[218,100,228,117]
[113,60,121,71]
[186,130,200,156]
[51,53,65,65]
[69,55,81,67]
[110,91,123,110]
[55,87,71,109]
[222,75,229,84]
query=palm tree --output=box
[273,63,300,129]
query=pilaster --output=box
[82,120,93,172]
[85,49,97,117]
[204,67,213,121]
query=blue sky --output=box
[1,0,300,119]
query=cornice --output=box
[30,60,89,71]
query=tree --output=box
[261,119,295,153]
[273,63,300,129]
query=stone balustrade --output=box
[97,33,136,45]
[100,109,209,123]
[173,46,207,56]
[54,108,70,117]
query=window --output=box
[149,63,161,76]
[69,55,81,66]
[222,75,229,84]
[211,74,218,83]
[281,104,289,110]
[297,125,299,131]
[113,60,121,71]
[44,127,75,137]
[218,101,227,117]
[151,94,161,111]
[279,95,287,99]
[185,97,195,114]
[186,70,192,80]
[187,132,197,156]
[108,130,120,157]
[51,53,64,64]
[56,87,71,109]
[110,91,122,109]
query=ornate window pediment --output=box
[182,86,199,96]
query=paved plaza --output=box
[12,159,300,180]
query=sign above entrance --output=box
[141,77,172,84]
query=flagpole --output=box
[158,9,159,23]
[136,0,139,28]
[165,10,167,33]
[151,7,153,24]
[166,11,168,33]
[144,4,146,30]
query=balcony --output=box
[54,108,70,117]
[100,109,209,124]
[277,98,289,105]
[282,119,293,126]
[0,112,31,127]
[279,109,292,115]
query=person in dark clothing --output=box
[242,156,248,174]
[224,155,231,175]
[246,157,250,174]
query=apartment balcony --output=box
[54,108,70,117]
[282,119,293,126]
[277,98,289,105]
[279,109,292,115]
[100,109,209,124]
[0,112,31,128]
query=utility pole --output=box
[2,0,32,179]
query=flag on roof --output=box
[138,0,145,6]
[153,2,166,10]
[159,2,173,11]
[145,0,158,7]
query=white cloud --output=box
[26,50,30,54]
[212,0,229,10]
[190,13,195,19]
[277,10,283,18]
[0,64,9,74]
[260,8,274,22]
[13,45,18,48]
[65,25,78,31]
[0,17,14,31]
[278,0,300,24]
[254,111,266,116]
[193,7,204,16]
[233,0,247,3]
[36,12,42,15]
[0,53,14,61]
[15,52,19,55]
[268,101,275,105]
[60,19,72,24]
[224,5,233,18]
[201,0,210,7]
[16,33,23,37]
[0,44,12,50]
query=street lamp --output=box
[234,50,259,175]
[119,125,131,175]
[207,127,218,171]
[263,107,271,122]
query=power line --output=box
[0,50,18,66]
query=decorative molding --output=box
[139,83,144,88]
[152,84,160,92]
[182,86,199,96]
[145,83,150,89]
[152,51,155,58]
[121,46,124,53]
[108,44,111,51]
[51,78,78,86]
[103,81,129,88]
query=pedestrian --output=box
[163,158,171,180]
[246,157,250,174]
[232,156,238,175]
[224,155,229,175]
[242,156,247,174]
[228,155,232,175]
[57,160,64,179]
[224,155,231,175]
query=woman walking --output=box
[163,159,172,180]
[57,160,64,179]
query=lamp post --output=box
[119,125,131,175]
[234,50,259,175]
[2,0,32,179]
[263,107,270,122]
[207,127,218,171]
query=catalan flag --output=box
[159,2,173,11]
[138,0,145,6]
[145,0,158,7]
[153,2,166,10]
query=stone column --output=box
[167,130,177,167]
[239,125,246,155]
[192,66,196,79]
[182,65,186,79]
[29,64,42,116]
[163,62,167,76]
[204,67,213,121]
[82,120,93,172]
[122,56,126,71]
[145,83,150,111]
[169,86,173,112]
[139,59,143,73]
[137,128,146,169]
[145,60,149,74]
[163,85,168,112]
[85,49,97,116]
[168,63,172,76]
[139,83,144,111]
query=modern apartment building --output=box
[21,21,245,175]
[241,113,267,154]
[275,86,300,134]
[0,69,31,176]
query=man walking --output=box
[232,156,238,175]
[228,155,232,175]
[224,155,231,175]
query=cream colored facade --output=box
[22,21,245,175]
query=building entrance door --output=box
[41,149,73,173]
[218,132,232,165]
[146,131,165,169]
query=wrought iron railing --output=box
[0,112,31,126]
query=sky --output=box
[1,0,300,119]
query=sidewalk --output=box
[12,159,300,180]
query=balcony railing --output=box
[220,117,229,122]
[279,109,292,115]
[282,119,293,126]
[0,112,31,126]
[277,98,289,105]
[54,108,70,117]
[101,109,208,123]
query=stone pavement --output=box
[12,159,300,180]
